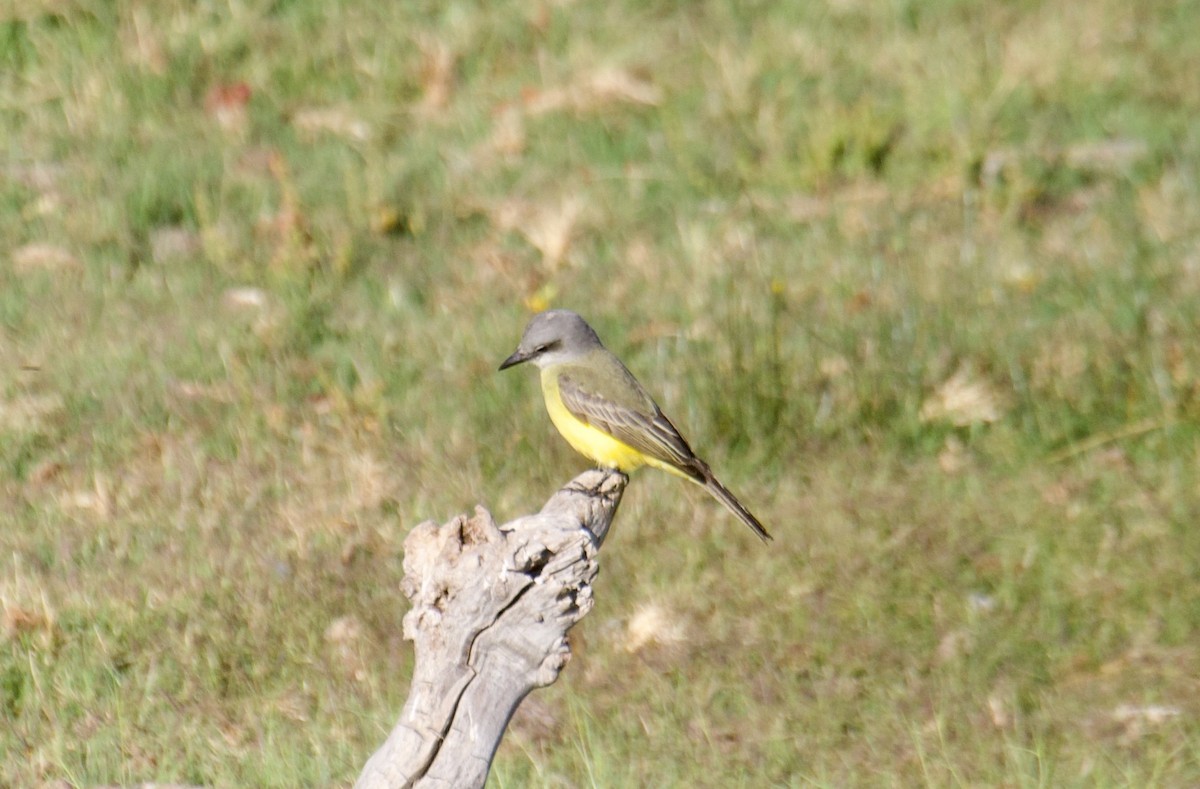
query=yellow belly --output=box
[540,370,647,472]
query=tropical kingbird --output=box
[500,309,772,542]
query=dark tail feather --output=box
[696,463,773,543]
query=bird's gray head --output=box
[499,309,604,371]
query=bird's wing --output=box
[557,371,702,479]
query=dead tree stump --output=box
[354,468,627,789]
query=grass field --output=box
[3,0,1200,786]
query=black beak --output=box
[499,348,531,371]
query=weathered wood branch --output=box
[354,468,627,789]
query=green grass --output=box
[3,0,1200,785]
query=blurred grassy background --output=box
[2,0,1199,785]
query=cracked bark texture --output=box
[354,468,627,789]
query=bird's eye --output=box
[535,344,548,353]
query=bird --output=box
[499,309,772,542]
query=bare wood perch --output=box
[354,468,628,789]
